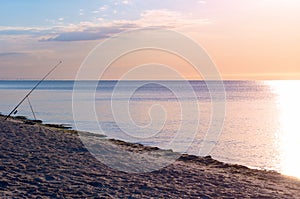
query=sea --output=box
[1,80,300,178]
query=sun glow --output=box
[268,81,300,179]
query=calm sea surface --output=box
[1,80,300,178]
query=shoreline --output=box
[0,114,277,172]
[1,115,300,198]
[2,114,281,173]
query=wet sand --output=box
[1,116,300,198]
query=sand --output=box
[1,116,300,198]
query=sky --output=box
[0,0,300,80]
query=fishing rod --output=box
[4,61,62,120]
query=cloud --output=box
[0,27,55,37]
[137,9,211,29]
[79,9,84,16]
[42,23,138,42]
[100,5,109,11]
[197,0,206,4]
[0,29,40,35]
[44,32,104,41]
[0,9,211,42]
[0,52,27,57]
[139,10,184,27]
[92,5,109,13]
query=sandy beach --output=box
[1,116,300,198]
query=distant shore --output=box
[1,115,300,198]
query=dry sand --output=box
[1,116,300,198]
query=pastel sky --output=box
[0,0,300,80]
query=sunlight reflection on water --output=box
[267,81,300,179]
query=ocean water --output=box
[1,80,300,178]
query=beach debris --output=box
[15,116,28,120]
[44,123,72,130]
